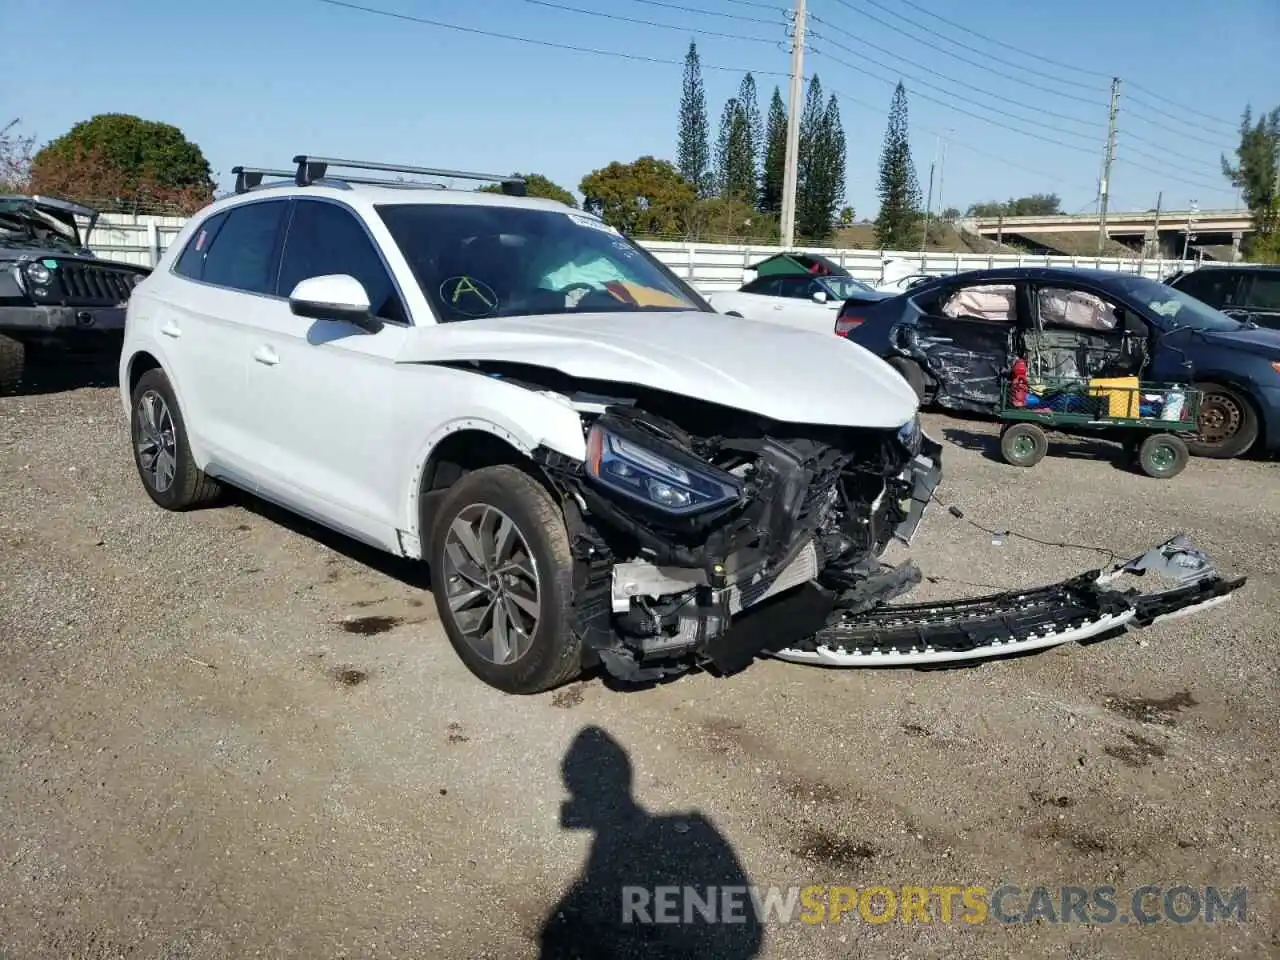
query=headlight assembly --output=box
[897,413,922,456]
[584,423,742,515]
[24,261,51,286]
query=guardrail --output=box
[86,214,1197,287]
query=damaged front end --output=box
[532,389,943,682]
[518,382,1244,682]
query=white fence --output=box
[88,213,1197,287]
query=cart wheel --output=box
[999,422,1048,467]
[1138,433,1189,479]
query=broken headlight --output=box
[584,423,742,515]
[896,414,922,457]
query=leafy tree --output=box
[940,206,962,220]
[1222,104,1280,262]
[760,88,787,214]
[966,193,1062,218]
[30,113,214,213]
[479,172,576,206]
[874,82,922,249]
[677,42,712,198]
[796,79,846,244]
[715,98,755,204]
[1,119,35,192]
[839,206,855,226]
[580,156,696,236]
[685,196,777,242]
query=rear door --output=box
[905,279,1023,408]
[161,199,289,481]
[1237,271,1280,330]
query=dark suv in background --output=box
[1166,264,1280,330]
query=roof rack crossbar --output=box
[292,155,527,196]
[231,166,297,194]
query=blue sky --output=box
[3,0,1277,218]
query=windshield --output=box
[1110,274,1244,332]
[376,203,707,322]
[820,276,874,298]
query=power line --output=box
[886,0,1111,79]
[311,0,792,75]
[877,0,1242,131]
[719,0,789,9]
[1119,130,1226,176]
[810,47,1097,155]
[808,20,1105,137]
[1125,81,1242,132]
[1122,106,1235,151]
[1126,93,1239,138]
[823,83,1097,196]
[522,0,779,43]
[824,0,1107,101]
[1111,158,1225,194]
[623,0,784,24]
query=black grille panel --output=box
[52,262,140,306]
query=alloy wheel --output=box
[134,389,178,493]
[441,503,541,665]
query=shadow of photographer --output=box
[538,725,763,959]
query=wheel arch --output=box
[405,418,574,559]
[122,348,209,465]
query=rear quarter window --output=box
[173,212,228,281]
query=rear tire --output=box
[886,356,926,404]
[1187,383,1258,459]
[1137,433,1189,479]
[129,368,222,510]
[0,334,24,396]
[429,465,583,694]
[999,422,1048,467]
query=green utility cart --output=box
[995,375,1202,479]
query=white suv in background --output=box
[118,155,1237,694]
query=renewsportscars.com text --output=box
[621,884,1248,926]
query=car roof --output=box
[908,265,1158,291]
[195,180,582,221]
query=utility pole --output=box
[1140,190,1161,269]
[1097,77,1121,255]
[919,135,938,260]
[779,0,806,250]
[937,130,951,218]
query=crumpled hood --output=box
[397,310,920,428]
[1198,324,1280,359]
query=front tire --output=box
[129,368,222,510]
[429,465,583,694]
[0,334,24,396]
[1187,383,1258,458]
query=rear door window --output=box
[1172,269,1241,308]
[173,211,228,281]
[199,201,288,295]
[1241,272,1280,311]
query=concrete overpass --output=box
[967,209,1254,260]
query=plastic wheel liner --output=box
[768,535,1245,668]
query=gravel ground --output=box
[1,365,1277,959]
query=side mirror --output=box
[812,290,829,304]
[289,274,382,333]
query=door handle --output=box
[252,345,279,366]
[160,321,181,339]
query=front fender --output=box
[400,387,589,555]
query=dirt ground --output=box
[1,362,1277,959]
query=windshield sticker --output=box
[440,275,500,317]
[567,213,618,235]
[194,229,208,252]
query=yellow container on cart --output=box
[1087,376,1141,419]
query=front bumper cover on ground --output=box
[768,534,1245,668]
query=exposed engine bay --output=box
[467,362,942,682]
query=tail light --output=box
[834,314,864,336]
